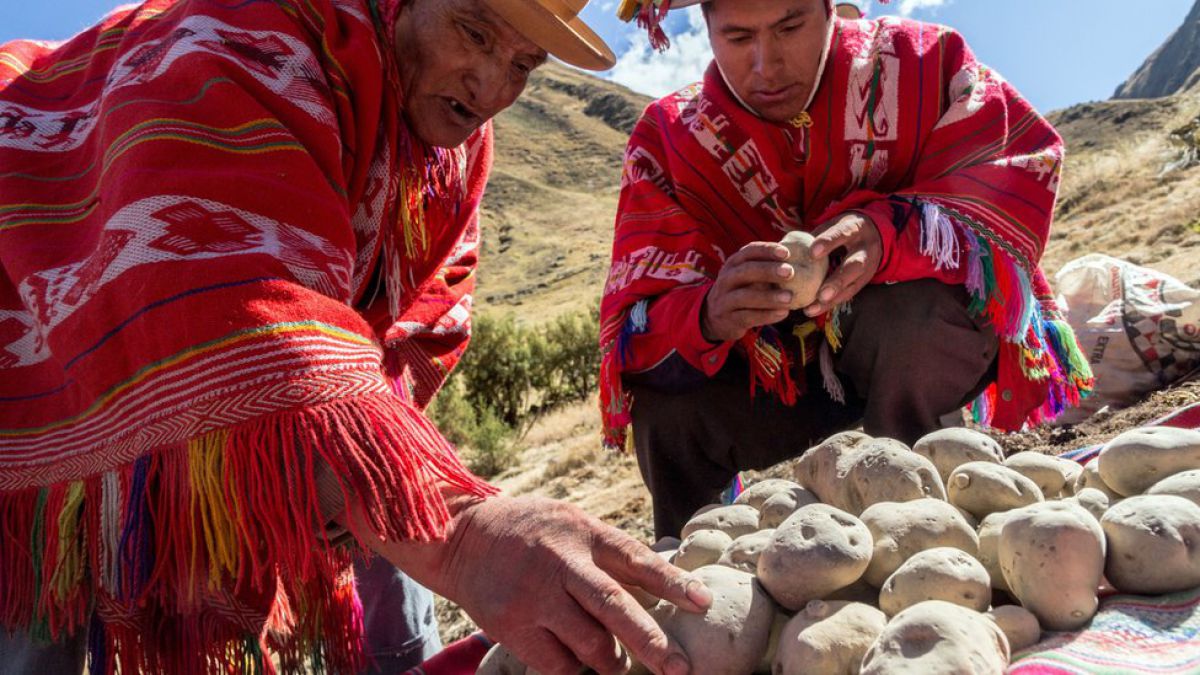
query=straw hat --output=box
[481,0,616,71]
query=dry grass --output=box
[1045,92,1200,287]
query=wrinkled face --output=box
[394,0,547,147]
[705,0,830,124]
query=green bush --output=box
[428,305,602,473]
[428,377,516,478]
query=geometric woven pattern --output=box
[1009,586,1200,674]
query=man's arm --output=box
[336,485,711,675]
[604,114,795,388]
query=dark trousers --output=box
[629,280,1000,539]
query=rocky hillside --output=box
[1113,0,1200,99]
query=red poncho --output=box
[600,17,1094,449]
[0,0,494,671]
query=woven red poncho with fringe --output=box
[599,15,1095,450]
[0,0,496,671]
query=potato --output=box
[793,431,875,503]
[878,547,991,617]
[1075,457,1123,502]
[797,436,946,515]
[680,504,760,540]
[717,529,774,574]
[757,611,789,674]
[650,565,776,675]
[1060,461,1084,497]
[1146,469,1200,506]
[1097,426,1200,496]
[674,529,734,571]
[912,427,1006,482]
[759,487,821,529]
[823,578,880,605]
[1064,487,1110,522]
[1003,452,1081,497]
[734,478,812,511]
[860,601,1010,675]
[999,502,1104,631]
[779,230,829,309]
[477,644,535,675]
[774,600,886,675]
[986,605,1041,653]
[1101,494,1200,594]
[651,536,681,552]
[757,504,872,610]
[948,462,1043,520]
[843,439,947,514]
[954,505,979,529]
[975,511,1013,592]
[861,499,979,587]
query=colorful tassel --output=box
[618,299,650,366]
[2,393,494,675]
[919,201,961,271]
[637,0,671,52]
[819,341,846,404]
[740,326,798,406]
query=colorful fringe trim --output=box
[913,200,1095,427]
[636,0,671,52]
[740,325,800,407]
[0,394,495,674]
[599,301,648,450]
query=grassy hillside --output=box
[477,66,1200,326]
[476,62,651,321]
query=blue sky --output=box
[1,0,1193,113]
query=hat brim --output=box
[481,0,617,71]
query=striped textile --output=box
[1009,586,1200,674]
[599,16,1094,450]
[0,0,495,672]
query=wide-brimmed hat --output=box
[481,0,616,71]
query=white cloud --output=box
[601,1,954,97]
[892,0,952,17]
[605,7,714,99]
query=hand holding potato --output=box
[701,242,796,342]
[803,212,884,318]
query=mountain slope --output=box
[1113,0,1200,99]
[476,62,652,321]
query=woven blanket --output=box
[0,0,495,672]
[1009,586,1200,674]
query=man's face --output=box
[394,0,547,147]
[706,0,830,124]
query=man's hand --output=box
[701,242,796,342]
[803,212,883,317]
[360,494,711,675]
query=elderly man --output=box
[0,1,709,674]
[604,0,1093,538]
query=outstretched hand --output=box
[360,494,712,675]
[803,212,884,318]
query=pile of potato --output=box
[480,425,1200,674]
